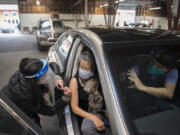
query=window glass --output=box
[12,12,16,16]
[57,34,74,66]
[0,103,32,135]
[105,44,180,135]
[41,21,50,28]
[53,21,64,28]
[4,11,9,16]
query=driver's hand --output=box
[127,69,146,91]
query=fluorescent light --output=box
[149,7,161,10]
[100,0,126,8]
[100,3,108,8]
[115,0,126,4]
[36,0,40,5]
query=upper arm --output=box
[165,69,178,86]
[165,82,176,98]
[70,78,79,107]
[164,69,178,98]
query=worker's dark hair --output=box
[153,51,176,69]
[19,58,47,105]
[19,58,43,79]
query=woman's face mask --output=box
[79,68,94,80]
[148,64,165,75]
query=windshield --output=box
[104,42,180,135]
[39,20,50,28]
[53,21,64,28]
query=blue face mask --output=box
[148,64,165,75]
[79,68,94,80]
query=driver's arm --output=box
[141,69,178,99]
[142,83,176,99]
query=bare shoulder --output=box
[70,77,77,85]
[70,77,77,84]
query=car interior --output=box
[107,43,180,135]
[70,43,112,135]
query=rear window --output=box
[104,42,180,135]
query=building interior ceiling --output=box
[0,0,168,9]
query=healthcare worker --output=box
[1,58,71,127]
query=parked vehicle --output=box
[0,23,15,33]
[47,28,180,135]
[35,19,68,51]
[0,28,180,135]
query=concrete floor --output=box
[0,33,60,135]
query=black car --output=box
[0,28,180,135]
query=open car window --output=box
[104,43,180,135]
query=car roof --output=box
[71,28,180,49]
[88,27,180,42]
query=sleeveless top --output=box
[75,75,89,111]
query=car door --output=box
[47,31,80,135]
[47,31,77,105]
[47,30,76,75]
[0,92,46,135]
[62,37,82,135]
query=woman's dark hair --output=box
[19,58,43,79]
[79,50,96,73]
[154,52,176,69]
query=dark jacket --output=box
[1,70,67,119]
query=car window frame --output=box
[55,31,77,75]
[62,38,83,135]
[63,37,81,85]
[0,92,46,135]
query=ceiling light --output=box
[100,3,108,8]
[149,7,161,10]
[115,0,126,4]
[36,0,40,5]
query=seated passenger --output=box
[70,51,110,135]
[127,52,178,99]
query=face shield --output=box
[24,59,56,93]
[24,59,56,105]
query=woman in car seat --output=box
[70,51,110,135]
[1,58,71,127]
